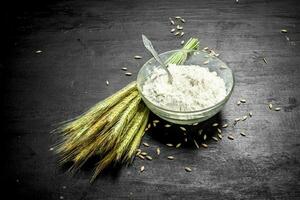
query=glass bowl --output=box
[137,49,234,125]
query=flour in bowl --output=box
[142,64,226,111]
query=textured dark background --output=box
[1,0,300,199]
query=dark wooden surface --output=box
[2,0,300,199]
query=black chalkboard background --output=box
[2,0,300,199]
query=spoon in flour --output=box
[142,34,173,84]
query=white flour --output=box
[142,64,226,111]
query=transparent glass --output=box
[137,50,235,125]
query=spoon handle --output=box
[142,34,173,83]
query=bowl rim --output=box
[136,49,235,114]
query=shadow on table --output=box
[60,157,123,182]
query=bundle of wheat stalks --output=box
[54,38,199,182]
